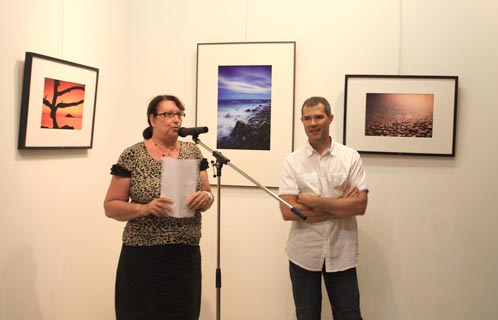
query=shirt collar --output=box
[305,138,336,157]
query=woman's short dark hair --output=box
[142,95,185,139]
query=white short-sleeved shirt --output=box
[278,139,368,272]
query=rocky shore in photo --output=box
[217,104,271,150]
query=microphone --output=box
[178,126,209,137]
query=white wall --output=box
[1,0,497,319]
[0,0,130,319]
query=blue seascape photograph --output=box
[217,65,272,150]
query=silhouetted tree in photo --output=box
[43,79,85,129]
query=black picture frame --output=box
[18,52,99,149]
[196,42,296,186]
[344,74,458,156]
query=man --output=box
[279,96,368,320]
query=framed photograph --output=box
[344,75,458,156]
[18,52,99,149]
[196,42,296,187]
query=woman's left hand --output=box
[186,191,213,211]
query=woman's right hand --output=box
[143,196,174,218]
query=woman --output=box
[104,94,214,320]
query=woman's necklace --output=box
[152,139,178,157]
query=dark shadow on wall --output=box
[358,229,398,319]
[200,294,214,320]
[1,243,43,319]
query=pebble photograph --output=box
[365,93,434,138]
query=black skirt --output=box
[115,244,201,320]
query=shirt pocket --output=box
[327,173,349,198]
[297,171,321,195]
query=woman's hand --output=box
[186,191,213,212]
[144,196,174,218]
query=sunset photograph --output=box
[41,77,85,130]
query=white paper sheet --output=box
[160,157,200,218]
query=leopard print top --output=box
[111,141,206,246]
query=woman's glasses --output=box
[155,111,186,119]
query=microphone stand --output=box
[190,134,306,320]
